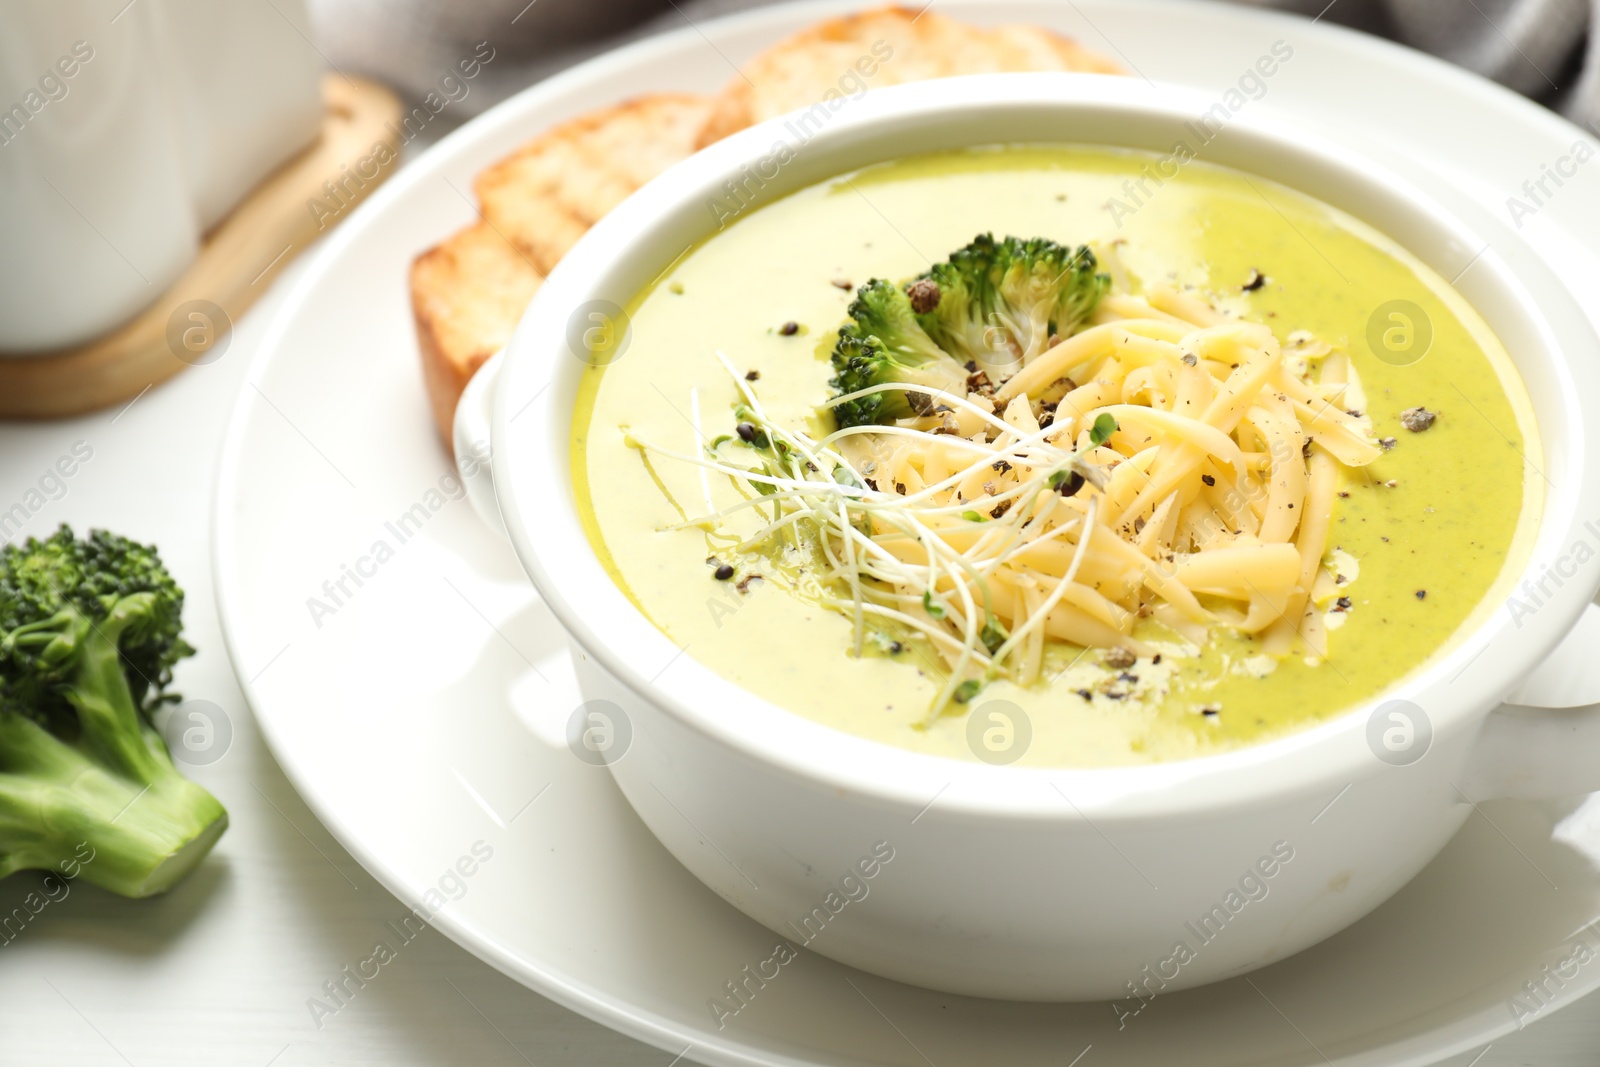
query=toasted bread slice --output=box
[477,93,713,274]
[695,7,1124,147]
[412,16,1116,447]
[413,93,710,445]
[411,222,542,444]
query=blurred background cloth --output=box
[306,0,1600,135]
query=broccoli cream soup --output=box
[572,146,1539,767]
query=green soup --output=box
[571,146,1539,767]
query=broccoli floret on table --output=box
[0,526,226,898]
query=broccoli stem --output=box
[0,716,227,902]
[0,727,227,897]
[63,602,172,785]
[0,613,227,897]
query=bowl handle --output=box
[452,350,507,537]
[1462,599,1600,800]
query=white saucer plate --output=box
[215,2,1600,1064]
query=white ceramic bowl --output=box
[459,74,1600,1000]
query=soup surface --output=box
[572,146,1539,767]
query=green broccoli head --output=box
[822,235,1108,427]
[846,278,951,368]
[3,527,192,722]
[1043,240,1111,339]
[0,526,224,898]
[916,235,1108,374]
[911,233,1005,372]
[992,236,1108,360]
[828,283,968,429]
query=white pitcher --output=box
[0,0,322,353]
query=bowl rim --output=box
[493,72,1600,819]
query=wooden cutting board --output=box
[0,74,403,419]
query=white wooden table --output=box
[1,184,1597,1067]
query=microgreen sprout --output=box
[630,351,1115,720]
[980,616,1009,655]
